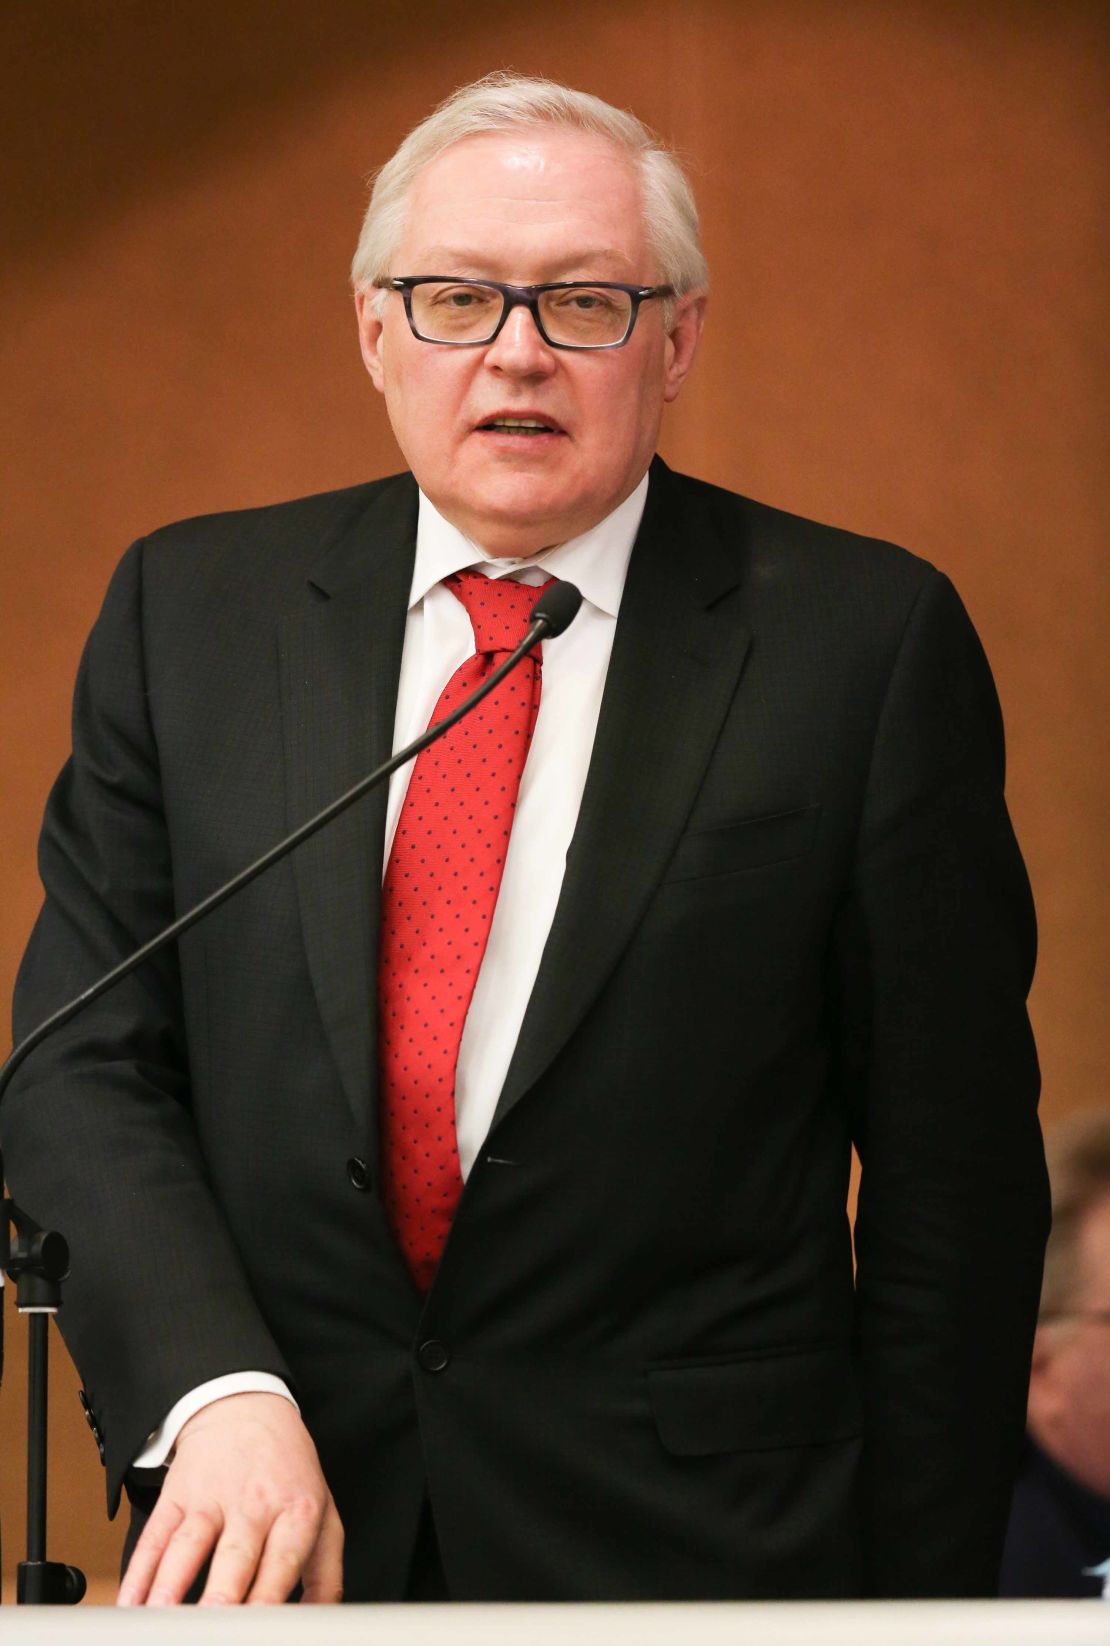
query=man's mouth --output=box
[476,416,565,437]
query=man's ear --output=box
[662,291,707,406]
[355,290,386,394]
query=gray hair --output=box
[1039,1107,1110,1322]
[350,73,708,320]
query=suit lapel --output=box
[491,461,753,1132]
[278,476,417,1146]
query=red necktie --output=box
[378,569,552,1292]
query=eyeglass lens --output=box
[409,282,635,346]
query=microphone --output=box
[529,579,581,638]
[0,573,582,1424]
[0,580,583,1103]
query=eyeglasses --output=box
[376,277,674,350]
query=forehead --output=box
[397,128,651,278]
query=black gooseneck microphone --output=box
[0,577,582,1102]
[0,575,582,1604]
[524,579,581,639]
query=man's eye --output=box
[430,286,493,309]
[552,289,620,314]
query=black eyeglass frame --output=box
[376,277,674,351]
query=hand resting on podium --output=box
[116,1391,343,1606]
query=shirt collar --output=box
[408,471,649,619]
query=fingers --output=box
[199,1504,287,1606]
[240,1494,332,1605]
[204,1492,343,1606]
[118,1501,219,1607]
[121,1496,340,1608]
[295,1498,345,1605]
[118,1498,186,1605]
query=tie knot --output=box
[445,568,554,655]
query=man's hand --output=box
[117,1392,343,1606]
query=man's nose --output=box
[484,302,556,373]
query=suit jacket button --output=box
[417,1340,449,1373]
[346,1157,370,1191]
[97,1441,106,1463]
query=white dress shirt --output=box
[133,472,648,1466]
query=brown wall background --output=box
[1,0,1106,1599]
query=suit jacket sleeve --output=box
[2,538,292,1516]
[835,568,1050,1594]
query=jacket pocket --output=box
[661,804,820,885]
[647,1341,861,1457]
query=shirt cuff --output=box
[132,1373,298,1468]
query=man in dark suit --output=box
[2,74,1049,1606]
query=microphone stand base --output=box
[17,1561,87,1605]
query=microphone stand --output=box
[0,584,580,1604]
[0,1206,85,1604]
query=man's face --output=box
[1028,1193,1110,1498]
[356,128,705,555]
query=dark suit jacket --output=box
[3,458,1049,1599]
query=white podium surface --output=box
[0,1602,1107,1644]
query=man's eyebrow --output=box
[406,247,632,278]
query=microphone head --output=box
[530,581,583,638]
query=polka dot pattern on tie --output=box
[378,568,553,1293]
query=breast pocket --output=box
[647,1341,861,1457]
[662,804,821,886]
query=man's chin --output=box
[439,476,597,556]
